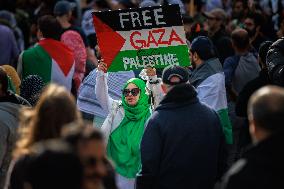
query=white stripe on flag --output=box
[51,59,75,91]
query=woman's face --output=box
[123,83,140,106]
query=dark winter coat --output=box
[136,83,225,189]
[220,133,284,189]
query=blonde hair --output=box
[14,84,81,158]
[1,65,21,94]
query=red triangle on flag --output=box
[39,39,74,76]
[93,15,126,69]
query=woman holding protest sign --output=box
[96,59,163,189]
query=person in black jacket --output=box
[136,65,225,189]
[220,86,284,189]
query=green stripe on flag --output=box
[217,108,233,144]
[108,45,190,72]
[22,45,52,83]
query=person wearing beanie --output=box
[136,65,224,189]
[189,36,233,145]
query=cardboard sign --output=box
[92,5,190,72]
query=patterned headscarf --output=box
[20,75,45,106]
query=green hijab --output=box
[107,78,150,178]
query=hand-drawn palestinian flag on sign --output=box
[92,5,190,72]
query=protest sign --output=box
[92,5,190,72]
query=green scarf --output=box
[7,76,16,93]
[107,78,150,178]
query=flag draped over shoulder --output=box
[22,38,75,90]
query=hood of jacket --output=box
[0,101,21,119]
[156,83,198,111]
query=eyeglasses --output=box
[122,88,140,97]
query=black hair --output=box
[37,15,62,40]
[258,41,273,65]
[0,67,8,93]
[191,49,216,60]
[95,0,111,9]
[246,11,264,27]
[182,15,194,25]
[233,0,248,9]
[190,36,216,61]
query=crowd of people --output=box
[1,0,284,189]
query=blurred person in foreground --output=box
[17,140,83,189]
[62,122,117,189]
[4,83,81,189]
[220,86,284,189]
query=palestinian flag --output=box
[22,38,75,90]
[92,5,190,72]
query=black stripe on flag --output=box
[92,5,183,31]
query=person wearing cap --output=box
[54,0,98,66]
[136,65,224,189]
[203,8,233,63]
[189,36,232,145]
[203,8,227,38]
[96,61,163,189]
